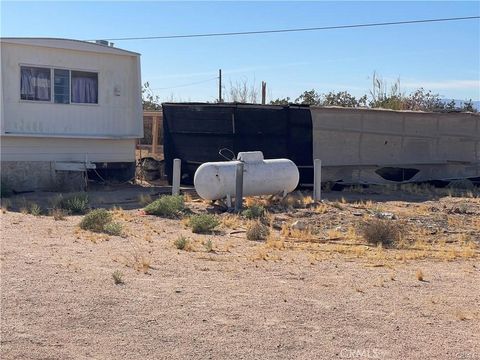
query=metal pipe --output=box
[172,158,181,195]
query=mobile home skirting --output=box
[162,103,480,186]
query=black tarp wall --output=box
[162,103,313,185]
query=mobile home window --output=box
[71,71,98,104]
[54,69,70,104]
[20,66,51,101]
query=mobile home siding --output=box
[0,38,142,191]
[1,41,142,138]
[162,103,480,186]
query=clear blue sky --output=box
[2,1,479,103]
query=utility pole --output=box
[261,81,266,105]
[218,69,222,103]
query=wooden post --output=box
[261,81,266,105]
[151,115,159,155]
[234,162,244,212]
[172,158,181,196]
[218,69,222,103]
[313,159,322,201]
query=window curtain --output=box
[72,77,98,103]
[20,67,51,101]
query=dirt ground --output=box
[1,184,479,360]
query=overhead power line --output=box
[150,77,218,90]
[88,16,480,41]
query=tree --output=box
[228,79,258,103]
[142,82,161,110]
[294,89,321,105]
[405,88,445,112]
[445,99,457,111]
[462,99,476,112]
[270,97,290,105]
[321,91,367,107]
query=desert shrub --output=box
[174,235,188,250]
[242,204,265,219]
[359,219,402,247]
[55,193,89,214]
[188,214,220,234]
[112,270,124,285]
[79,209,122,235]
[103,222,123,236]
[80,209,112,232]
[144,195,184,217]
[246,221,270,241]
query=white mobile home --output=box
[0,38,143,191]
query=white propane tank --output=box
[194,151,299,201]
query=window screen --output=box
[54,69,70,104]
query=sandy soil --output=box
[1,186,479,360]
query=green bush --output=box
[55,193,89,214]
[242,204,265,219]
[246,221,270,241]
[79,209,122,236]
[144,195,185,217]
[174,236,188,250]
[188,214,220,234]
[103,222,123,236]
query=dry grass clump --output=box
[188,214,220,234]
[144,195,185,217]
[221,214,242,229]
[79,209,123,236]
[246,221,270,241]
[266,233,285,249]
[280,192,313,209]
[49,208,68,220]
[416,269,424,281]
[359,219,403,247]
